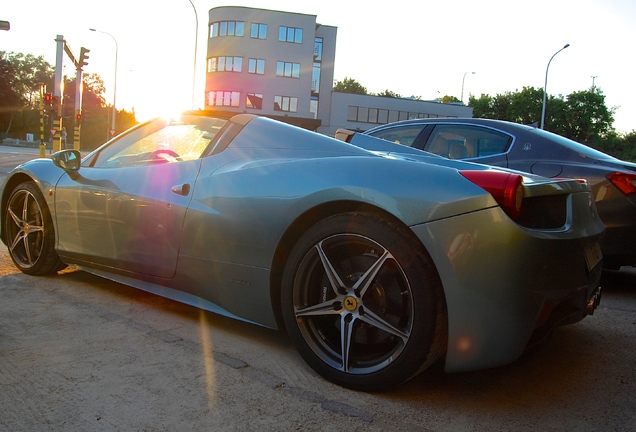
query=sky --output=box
[2,0,636,133]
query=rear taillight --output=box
[460,170,524,220]
[607,172,636,195]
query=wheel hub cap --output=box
[344,296,357,311]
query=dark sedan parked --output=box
[360,118,636,269]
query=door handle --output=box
[171,183,191,196]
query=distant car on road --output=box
[360,118,636,269]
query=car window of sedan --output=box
[425,125,512,159]
[367,125,427,147]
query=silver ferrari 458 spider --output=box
[0,112,604,391]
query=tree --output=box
[506,86,543,125]
[470,92,511,119]
[438,95,461,104]
[469,94,494,118]
[0,51,54,137]
[0,53,21,119]
[333,77,367,94]
[469,86,615,146]
[561,89,615,145]
[376,89,401,98]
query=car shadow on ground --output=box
[50,265,635,429]
[387,267,635,429]
[600,266,636,291]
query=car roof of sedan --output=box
[366,117,536,131]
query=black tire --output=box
[281,212,446,391]
[4,181,66,275]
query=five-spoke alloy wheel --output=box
[4,182,65,275]
[282,213,446,391]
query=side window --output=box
[367,125,426,147]
[90,117,228,168]
[424,125,512,159]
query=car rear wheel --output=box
[4,181,66,275]
[281,212,446,391]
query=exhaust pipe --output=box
[585,286,602,315]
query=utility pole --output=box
[53,35,65,152]
[39,84,46,157]
[540,44,570,130]
[53,35,89,151]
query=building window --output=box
[274,95,298,112]
[208,56,243,73]
[347,106,358,122]
[248,58,265,75]
[278,26,302,43]
[369,108,378,124]
[246,93,263,109]
[208,91,240,107]
[210,21,245,38]
[346,106,437,125]
[276,61,300,78]
[357,107,369,123]
[250,23,267,39]
[310,96,318,119]
[314,37,323,61]
[312,63,320,93]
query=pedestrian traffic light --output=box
[79,47,90,69]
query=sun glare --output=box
[199,310,217,408]
[122,83,194,123]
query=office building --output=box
[206,6,472,135]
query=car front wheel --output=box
[4,181,66,275]
[281,212,446,391]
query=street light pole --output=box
[89,28,118,137]
[461,71,475,104]
[187,0,198,110]
[540,44,569,129]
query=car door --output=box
[422,124,512,168]
[54,161,200,278]
[53,116,224,278]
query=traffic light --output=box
[76,113,82,124]
[49,95,59,116]
[79,47,90,69]
[44,93,52,104]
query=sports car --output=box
[1,112,604,391]
[361,118,636,269]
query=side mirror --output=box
[51,149,82,171]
